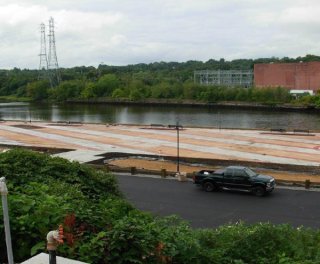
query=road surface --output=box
[116,174,320,229]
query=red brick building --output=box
[254,62,320,92]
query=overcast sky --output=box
[0,0,319,69]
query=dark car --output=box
[193,166,275,196]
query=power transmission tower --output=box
[47,17,61,86]
[38,23,49,80]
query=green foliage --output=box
[194,223,320,264]
[26,80,50,101]
[1,55,320,107]
[183,82,203,100]
[0,149,320,264]
[51,80,85,101]
[0,69,37,96]
[293,94,320,107]
[0,95,31,102]
[104,213,159,263]
[95,74,120,97]
[112,88,127,98]
[0,148,120,198]
[80,82,96,98]
[314,95,320,107]
[0,149,122,262]
[128,80,150,100]
[80,74,120,98]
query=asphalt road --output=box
[116,174,320,229]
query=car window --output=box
[234,169,247,177]
[244,168,257,177]
[224,168,233,177]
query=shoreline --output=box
[3,119,320,133]
[66,98,320,113]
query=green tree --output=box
[129,79,150,99]
[81,82,97,98]
[52,80,85,101]
[235,88,249,101]
[112,88,126,98]
[182,82,200,100]
[129,88,144,100]
[26,80,50,101]
[274,86,291,103]
[95,74,120,97]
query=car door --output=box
[232,169,252,190]
[222,168,236,188]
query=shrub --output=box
[0,149,123,262]
[0,149,320,263]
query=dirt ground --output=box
[108,158,320,184]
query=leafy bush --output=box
[0,148,124,262]
[194,223,320,264]
[0,149,320,263]
[0,148,120,198]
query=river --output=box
[0,102,320,130]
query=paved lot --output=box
[116,174,320,229]
[0,121,320,166]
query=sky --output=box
[0,0,320,69]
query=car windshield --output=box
[244,168,257,177]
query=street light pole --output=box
[169,122,183,174]
[177,122,180,173]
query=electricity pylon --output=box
[38,23,49,80]
[47,17,61,87]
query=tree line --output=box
[1,54,320,106]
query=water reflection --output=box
[0,102,319,130]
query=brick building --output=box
[254,61,320,92]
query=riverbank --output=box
[0,96,31,103]
[67,98,320,112]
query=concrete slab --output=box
[21,253,88,264]
[52,150,106,163]
[0,121,319,166]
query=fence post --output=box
[161,169,167,178]
[305,179,311,189]
[131,167,136,175]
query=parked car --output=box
[193,166,275,196]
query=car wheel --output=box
[253,186,265,197]
[203,182,216,192]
